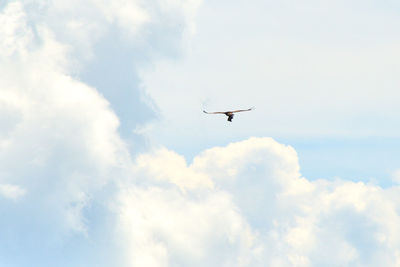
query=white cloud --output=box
[0,0,204,265]
[0,2,32,57]
[0,184,26,200]
[0,0,203,234]
[91,0,150,33]
[115,186,261,267]
[117,137,400,266]
[21,0,202,63]
[134,148,213,191]
[2,0,400,266]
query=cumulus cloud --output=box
[134,148,213,191]
[115,186,261,267]
[121,137,400,267]
[2,1,400,267]
[0,5,127,261]
[0,0,202,265]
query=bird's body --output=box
[203,108,254,122]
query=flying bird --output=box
[203,107,254,122]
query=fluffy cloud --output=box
[115,187,261,267]
[0,0,202,265]
[134,148,213,190]
[120,137,400,267]
[0,5,127,262]
[2,1,400,267]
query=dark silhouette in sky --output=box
[203,108,254,122]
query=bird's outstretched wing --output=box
[203,110,226,114]
[231,107,255,113]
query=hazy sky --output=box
[1,0,400,266]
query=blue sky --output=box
[1,0,400,266]
[139,0,400,184]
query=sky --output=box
[1,0,400,266]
